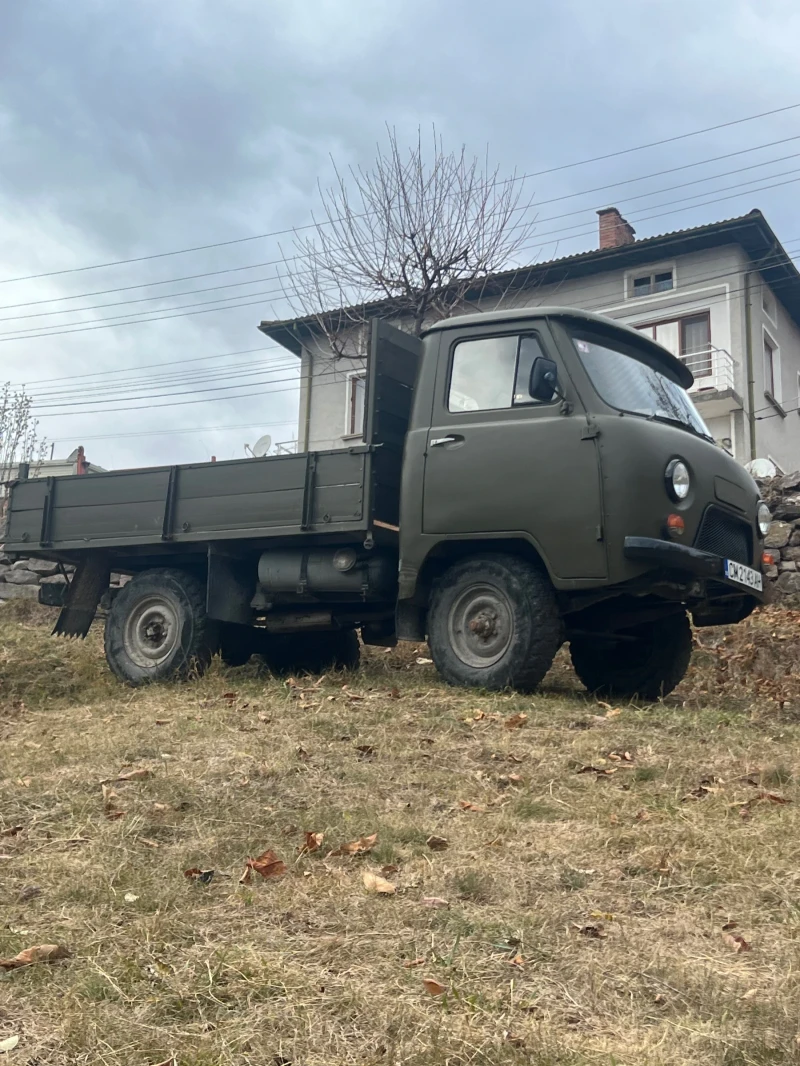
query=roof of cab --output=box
[422,305,694,389]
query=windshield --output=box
[572,333,712,439]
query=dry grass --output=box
[3,602,800,1065]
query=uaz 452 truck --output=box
[3,307,770,698]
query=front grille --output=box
[694,506,752,565]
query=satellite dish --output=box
[252,434,272,458]
[745,457,777,479]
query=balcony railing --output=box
[681,347,736,395]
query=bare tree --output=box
[0,384,45,498]
[280,127,536,357]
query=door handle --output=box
[429,435,462,447]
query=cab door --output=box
[421,320,607,581]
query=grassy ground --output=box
[2,601,800,1066]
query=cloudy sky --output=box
[1,0,799,469]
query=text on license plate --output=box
[724,559,763,591]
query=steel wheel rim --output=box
[448,582,514,668]
[123,595,181,669]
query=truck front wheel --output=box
[105,569,219,685]
[569,611,692,700]
[427,554,562,692]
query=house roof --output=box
[259,209,800,355]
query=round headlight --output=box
[757,501,771,538]
[665,459,690,501]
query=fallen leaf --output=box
[426,835,449,851]
[577,924,607,939]
[388,686,401,699]
[246,850,287,880]
[363,870,396,895]
[420,896,450,908]
[0,826,23,837]
[0,944,70,970]
[112,768,153,784]
[422,977,447,995]
[0,1036,20,1053]
[221,692,238,701]
[154,719,172,726]
[508,753,524,763]
[504,713,528,729]
[381,863,399,876]
[184,868,215,884]
[403,957,425,968]
[508,953,525,967]
[355,744,375,757]
[504,1032,525,1048]
[597,703,622,718]
[17,778,31,788]
[757,790,791,805]
[634,809,651,822]
[741,988,759,1001]
[328,833,378,857]
[105,810,125,821]
[415,657,433,665]
[152,802,169,813]
[590,910,615,922]
[123,892,139,903]
[341,685,365,701]
[723,932,751,953]
[577,765,617,776]
[140,838,160,849]
[458,800,485,812]
[608,750,634,763]
[298,831,324,855]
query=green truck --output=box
[3,307,771,698]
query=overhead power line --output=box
[7,165,800,345]
[2,101,798,287]
[6,145,800,328]
[4,130,800,316]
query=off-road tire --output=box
[258,629,361,675]
[219,623,258,667]
[104,568,218,685]
[427,554,562,692]
[570,610,692,701]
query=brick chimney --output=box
[597,207,636,249]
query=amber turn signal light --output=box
[665,513,685,538]
[762,549,779,567]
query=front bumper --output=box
[623,536,765,601]
[624,535,724,577]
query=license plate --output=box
[724,559,763,591]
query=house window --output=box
[347,373,366,437]
[448,334,550,413]
[762,288,775,321]
[636,311,711,376]
[680,314,711,377]
[631,269,674,298]
[764,335,777,399]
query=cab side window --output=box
[448,334,549,412]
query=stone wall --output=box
[0,557,129,603]
[760,470,800,597]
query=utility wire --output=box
[6,146,800,326]
[2,101,798,287]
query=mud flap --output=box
[52,554,110,638]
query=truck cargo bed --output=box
[3,446,389,556]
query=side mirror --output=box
[529,356,559,403]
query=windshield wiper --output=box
[646,411,715,443]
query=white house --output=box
[260,208,800,472]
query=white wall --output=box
[750,278,800,471]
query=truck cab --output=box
[3,307,769,699]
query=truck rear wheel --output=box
[569,611,692,701]
[259,629,361,675]
[104,569,219,685]
[427,554,562,692]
